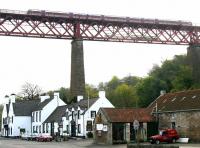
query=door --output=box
[112,123,125,144]
[71,120,76,137]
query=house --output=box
[148,89,200,142]
[1,93,66,137]
[44,91,114,138]
[1,94,40,137]
[93,108,156,145]
[31,93,66,136]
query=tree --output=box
[21,82,42,100]
[136,76,167,107]
[85,84,98,99]
[171,66,193,91]
[113,84,137,107]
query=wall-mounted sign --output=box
[103,125,108,131]
[96,124,103,130]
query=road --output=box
[0,138,126,148]
[1,138,200,148]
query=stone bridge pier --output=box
[70,39,85,99]
[187,44,200,85]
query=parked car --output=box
[36,134,52,142]
[21,133,38,141]
[149,129,179,144]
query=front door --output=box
[51,122,54,136]
[71,120,76,137]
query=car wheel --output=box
[156,140,160,144]
[172,138,176,143]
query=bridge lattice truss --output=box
[0,9,200,45]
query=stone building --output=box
[94,108,156,145]
[148,89,200,142]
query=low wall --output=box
[127,144,179,148]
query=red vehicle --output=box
[150,129,179,144]
[36,135,53,142]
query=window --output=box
[32,112,35,122]
[77,110,80,119]
[36,126,38,133]
[36,112,38,122]
[78,124,81,133]
[171,122,176,129]
[33,126,35,133]
[11,127,12,135]
[91,111,96,118]
[12,116,13,123]
[66,112,69,120]
[39,111,41,122]
[39,125,41,133]
[43,124,45,133]
[66,125,69,134]
[72,111,74,120]
[86,121,92,131]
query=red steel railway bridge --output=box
[0,9,200,97]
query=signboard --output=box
[133,120,139,130]
[103,125,108,132]
[96,124,103,130]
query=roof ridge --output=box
[165,89,200,96]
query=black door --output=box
[51,122,54,136]
[147,122,158,138]
[112,123,125,144]
[71,120,76,137]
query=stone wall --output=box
[158,110,200,142]
[93,109,113,144]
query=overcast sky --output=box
[0,0,199,103]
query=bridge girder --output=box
[0,10,200,45]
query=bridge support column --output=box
[70,39,85,99]
[187,44,200,84]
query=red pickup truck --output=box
[150,129,179,144]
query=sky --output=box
[0,0,199,103]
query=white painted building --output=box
[44,91,114,138]
[1,93,66,137]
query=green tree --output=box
[85,84,98,99]
[113,84,137,107]
[136,76,167,107]
[59,87,71,104]
[171,66,193,91]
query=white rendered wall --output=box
[10,116,31,137]
[32,96,66,135]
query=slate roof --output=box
[32,98,53,111]
[13,99,41,116]
[68,98,98,110]
[100,108,154,123]
[148,89,200,113]
[44,105,67,123]
[44,98,98,123]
